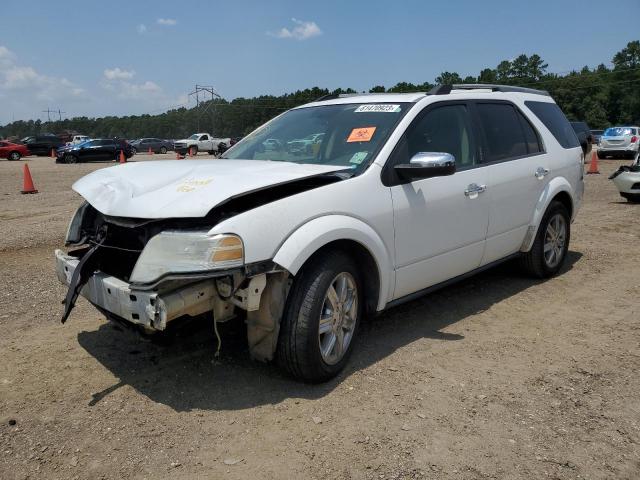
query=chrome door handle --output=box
[464,183,487,197]
[535,167,549,179]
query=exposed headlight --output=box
[130,231,244,284]
[65,202,91,245]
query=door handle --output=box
[535,167,549,179]
[464,183,487,197]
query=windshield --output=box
[222,103,411,172]
[604,127,634,136]
[188,134,200,140]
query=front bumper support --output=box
[55,249,218,330]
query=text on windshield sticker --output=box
[354,104,401,113]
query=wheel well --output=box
[301,239,380,317]
[552,191,573,219]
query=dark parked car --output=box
[56,138,133,164]
[570,122,593,155]
[129,138,174,154]
[20,135,64,156]
[0,141,31,161]
[590,129,604,145]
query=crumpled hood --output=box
[73,159,346,219]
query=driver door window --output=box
[398,104,477,170]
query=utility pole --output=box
[42,107,65,122]
[42,108,54,122]
[188,85,220,132]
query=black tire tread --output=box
[520,200,570,278]
[277,250,359,383]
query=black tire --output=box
[131,147,137,155]
[8,151,21,161]
[277,250,363,383]
[189,145,198,155]
[159,146,167,154]
[621,193,640,203]
[520,201,570,278]
[597,151,605,159]
[64,154,78,164]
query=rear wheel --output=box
[131,147,137,155]
[8,151,21,161]
[520,201,570,278]
[277,250,362,382]
[159,146,167,154]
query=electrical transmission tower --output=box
[42,107,65,122]
[188,85,221,132]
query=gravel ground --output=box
[0,154,639,480]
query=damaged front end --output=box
[56,202,290,361]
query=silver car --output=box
[598,126,640,160]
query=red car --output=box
[0,141,30,161]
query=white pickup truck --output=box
[173,133,231,156]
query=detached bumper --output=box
[612,170,640,195]
[55,249,218,330]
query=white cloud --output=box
[269,18,322,40]
[103,67,135,80]
[137,24,147,34]
[157,18,177,26]
[0,45,85,103]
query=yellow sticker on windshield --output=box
[347,127,376,143]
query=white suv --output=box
[55,84,584,382]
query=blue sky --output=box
[1,0,638,124]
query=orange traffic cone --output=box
[21,164,38,194]
[148,147,153,155]
[50,148,56,158]
[586,150,599,174]
[119,150,126,164]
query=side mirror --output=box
[394,152,456,182]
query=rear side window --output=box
[476,103,528,162]
[518,112,543,154]
[525,101,580,149]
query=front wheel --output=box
[159,146,167,154]
[8,151,21,161]
[131,147,137,155]
[64,154,78,164]
[277,250,362,382]
[520,201,570,278]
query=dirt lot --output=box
[0,153,639,480]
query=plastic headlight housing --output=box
[65,202,91,245]
[130,231,244,284]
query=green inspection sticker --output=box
[350,151,368,164]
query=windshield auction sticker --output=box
[347,127,376,143]
[354,104,401,113]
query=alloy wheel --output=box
[543,213,567,269]
[318,272,358,365]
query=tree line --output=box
[1,40,638,141]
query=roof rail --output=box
[314,93,362,102]
[450,84,550,96]
[427,84,453,95]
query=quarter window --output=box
[525,101,580,149]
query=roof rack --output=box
[314,93,364,102]
[444,84,550,96]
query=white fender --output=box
[521,176,574,252]
[272,215,393,311]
